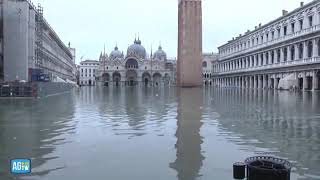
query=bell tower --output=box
[177,0,202,87]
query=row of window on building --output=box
[80,68,96,77]
[214,39,320,73]
[220,11,320,56]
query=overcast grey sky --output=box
[31,0,313,63]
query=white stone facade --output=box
[95,39,176,87]
[202,53,218,86]
[213,1,320,91]
[1,0,76,82]
[79,60,99,86]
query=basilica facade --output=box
[95,39,176,87]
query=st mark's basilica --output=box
[95,38,177,87]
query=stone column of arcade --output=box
[295,44,300,61]
[253,76,257,89]
[247,76,250,89]
[274,76,279,89]
[303,74,309,90]
[313,38,318,58]
[258,75,262,89]
[251,76,254,89]
[268,75,272,89]
[313,71,319,91]
[262,75,266,89]
[303,41,308,59]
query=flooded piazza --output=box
[0,87,320,180]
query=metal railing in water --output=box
[0,82,37,98]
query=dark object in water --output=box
[245,156,291,180]
[233,162,246,179]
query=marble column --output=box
[268,51,272,64]
[287,46,291,62]
[253,75,257,89]
[242,76,246,88]
[313,72,319,91]
[295,44,299,61]
[303,74,308,90]
[268,76,272,89]
[274,76,279,89]
[303,41,308,59]
[313,38,318,58]
[280,48,284,63]
[247,76,251,89]
[258,75,262,89]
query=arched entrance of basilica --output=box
[113,72,121,87]
[153,73,162,86]
[126,70,138,86]
[102,73,110,86]
[142,72,151,87]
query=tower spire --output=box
[150,45,153,59]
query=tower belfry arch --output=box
[177,0,203,87]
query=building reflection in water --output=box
[0,94,76,179]
[170,88,204,180]
[210,89,320,177]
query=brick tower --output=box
[177,0,202,87]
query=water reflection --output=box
[170,88,204,180]
[0,94,76,179]
[210,89,320,178]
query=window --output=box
[202,61,207,68]
[256,55,259,66]
[256,38,259,44]
[251,56,254,66]
[277,29,281,38]
[277,49,281,63]
[89,69,91,73]
[299,43,303,59]
[283,47,287,61]
[266,33,269,41]
[261,36,264,43]
[271,51,274,64]
[299,19,303,30]
[252,39,254,46]
[308,41,313,58]
[291,23,295,33]
[308,16,313,27]
[291,46,295,60]
[318,40,320,56]
[81,69,83,73]
[283,26,287,36]
[265,52,269,64]
[260,54,264,65]
[271,31,275,39]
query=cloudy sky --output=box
[31,0,313,63]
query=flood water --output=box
[0,87,320,180]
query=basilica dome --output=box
[110,46,123,60]
[127,39,146,59]
[153,45,167,60]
